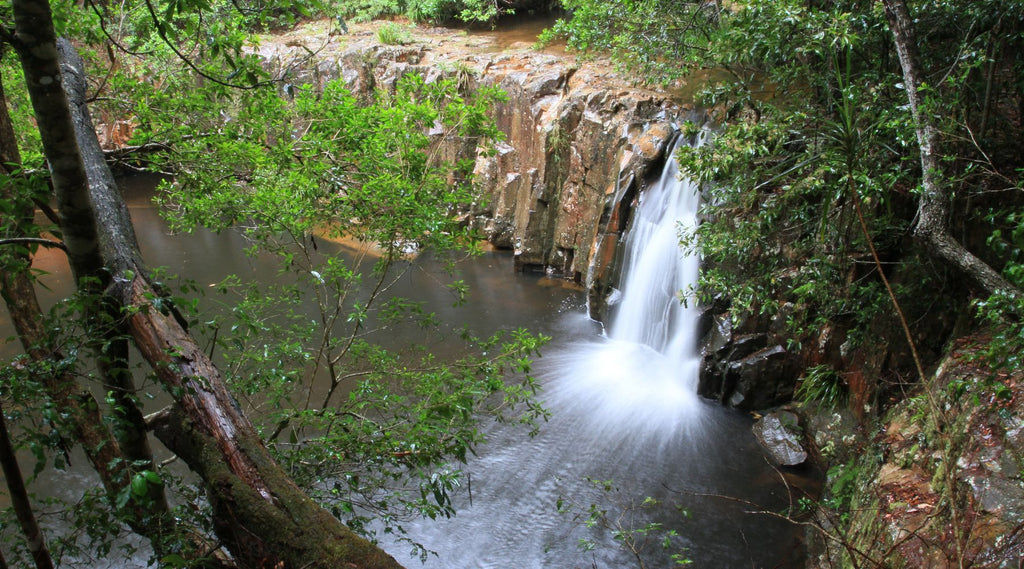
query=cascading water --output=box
[542,132,705,447]
[379,129,804,568]
[4,155,806,569]
[610,134,701,357]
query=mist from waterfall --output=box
[543,132,706,446]
[379,130,806,568]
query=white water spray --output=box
[545,132,705,443]
[379,130,805,568]
[610,136,702,355]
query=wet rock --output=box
[727,345,793,409]
[805,333,1024,568]
[964,475,1024,519]
[805,407,860,457]
[700,333,795,410]
[730,334,769,360]
[700,312,731,357]
[753,411,807,466]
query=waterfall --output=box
[379,130,805,568]
[544,131,705,445]
[609,135,702,364]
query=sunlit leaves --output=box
[146,74,505,265]
[334,0,511,24]
[546,0,717,83]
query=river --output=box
[0,172,811,567]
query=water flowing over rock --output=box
[543,133,707,444]
[255,21,802,412]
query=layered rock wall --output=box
[257,23,696,315]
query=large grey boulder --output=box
[752,411,807,466]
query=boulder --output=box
[699,329,797,410]
[752,411,807,466]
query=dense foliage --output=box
[0,0,548,565]
[550,1,1024,565]
[553,0,1024,394]
[137,69,550,541]
[332,0,557,24]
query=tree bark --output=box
[0,403,55,569]
[10,0,406,566]
[0,62,190,560]
[0,64,128,508]
[882,0,1021,299]
[57,37,168,513]
[11,0,104,288]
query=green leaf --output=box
[131,473,149,496]
[160,554,189,568]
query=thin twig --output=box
[0,237,67,252]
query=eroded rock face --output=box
[256,20,696,308]
[255,21,811,411]
[805,335,1024,568]
[257,22,815,412]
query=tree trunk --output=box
[0,403,55,569]
[10,0,406,566]
[11,0,104,288]
[882,0,1021,299]
[57,37,170,514]
[0,63,126,510]
[0,62,192,560]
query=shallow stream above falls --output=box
[0,174,813,568]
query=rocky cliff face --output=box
[255,20,799,410]
[804,335,1024,567]
[256,20,698,317]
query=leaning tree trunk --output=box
[0,30,184,556]
[9,0,103,287]
[0,67,150,536]
[11,0,405,567]
[882,0,1021,299]
[57,37,170,513]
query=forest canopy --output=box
[2,0,1024,567]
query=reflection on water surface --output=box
[0,174,810,568]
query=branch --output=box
[32,198,60,225]
[882,0,1022,302]
[141,0,273,91]
[84,0,157,58]
[0,237,67,252]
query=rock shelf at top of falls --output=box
[252,18,703,303]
